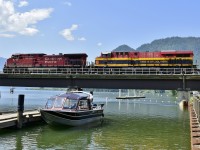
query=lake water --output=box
[0,87,190,150]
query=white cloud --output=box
[97,42,102,46]
[19,28,38,36]
[60,29,74,41]
[78,37,86,41]
[18,1,28,7]
[0,0,53,37]
[60,24,78,41]
[63,1,72,6]
[71,24,78,30]
[0,33,15,38]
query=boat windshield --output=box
[45,99,54,109]
[45,97,78,109]
[63,99,77,109]
[45,97,65,109]
[53,98,63,108]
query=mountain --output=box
[112,44,135,52]
[0,57,6,71]
[137,37,200,52]
[136,37,200,67]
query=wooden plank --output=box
[0,110,42,129]
[0,110,40,120]
[0,118,17,129]
[192,132,200,138]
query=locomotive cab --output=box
[95,52,111,67]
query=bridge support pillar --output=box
[177,90,190,109]
[119,89,122,97]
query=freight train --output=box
[3,50,196,74]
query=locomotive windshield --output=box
[101,52,111,58]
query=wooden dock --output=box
[0,110,42,129]
[189,104,200,150]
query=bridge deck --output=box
[1,73,200,90]
[1,67,200,90]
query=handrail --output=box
[193,95,200,122]
[2,67,200,75]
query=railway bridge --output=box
[0,68,200,90]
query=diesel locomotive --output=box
[3,53,88,73]
[95,50,194,68]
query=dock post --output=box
[17,94,24,129]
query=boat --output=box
[116,89,145,99]
[40,91,104,126]
[116,96,146,99]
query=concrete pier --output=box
[178,90,190,109]
[178,90,190,101]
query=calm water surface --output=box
[0,87,190,150]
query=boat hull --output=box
[40,109,104,126]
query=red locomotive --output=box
[4,53,87,73]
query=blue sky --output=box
[0,0,200,61]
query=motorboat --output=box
[40,91,104,126]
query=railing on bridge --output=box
[2,67,200,75]
[193,95,200,122]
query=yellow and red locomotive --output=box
[95,50,194,68]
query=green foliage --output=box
[171,90,177,96]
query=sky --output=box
[0,0,200,61]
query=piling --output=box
[17,94,24,129]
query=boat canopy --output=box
[57,92,89,100]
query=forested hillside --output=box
[137,37,200,67]
[137,37,200,52]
